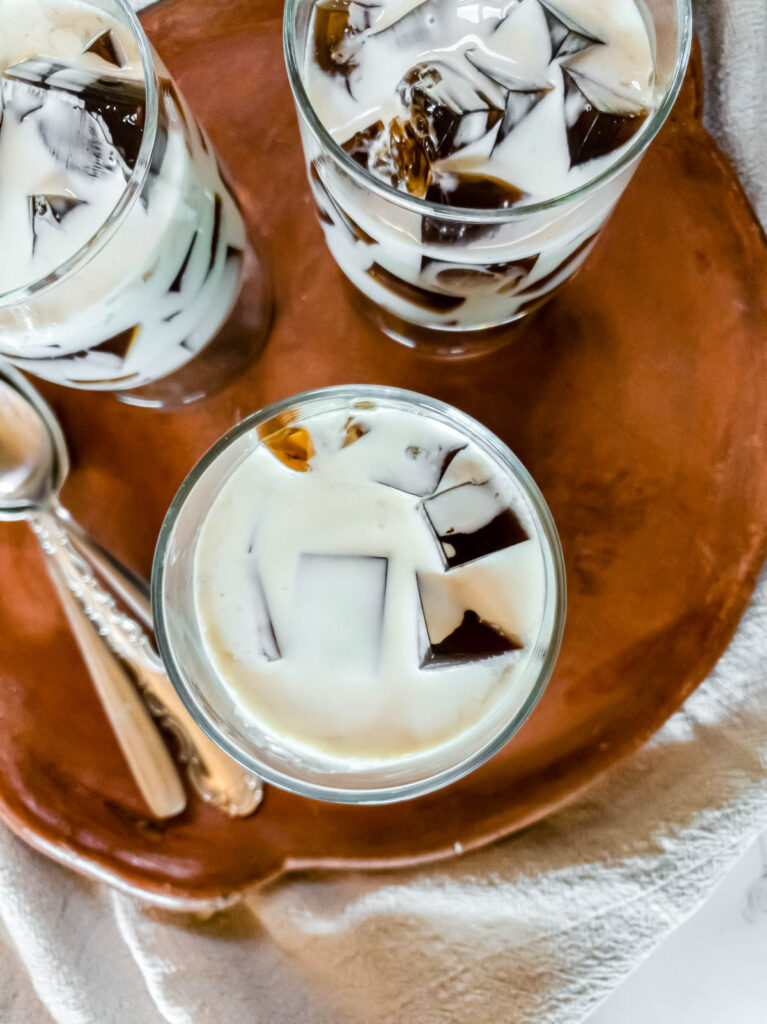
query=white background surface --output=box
[588,830,767,1022]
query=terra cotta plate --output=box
[0,0,765,908]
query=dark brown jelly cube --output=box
[249,564,282,662]
[374,442,465,496]
[419,608,521,667]
[425,171,524,209]
[260,426,316,473]
[398,61,504,160]
[422,481,529,569]
[562,68,647,167]
[290,554,389,674]
[83,29,129,69]
[541,2,604,61]
[342,120,386,168]
[366,263,465,313]
[3,58,146,173]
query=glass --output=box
[0,0,272,408]
[152,385,566,804]
[284,0,693,356]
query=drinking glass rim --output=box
[283,0,693,223]
[151,384,568,804]
[0,0,160,308]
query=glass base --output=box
[345,280,549,358]
[117,245,273,409]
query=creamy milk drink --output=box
[296,0,658,335]
[194,398,550,762]
[0,0,249,391]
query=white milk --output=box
[195,403,546,761]
[0,0,245,390]
[301,0,656,330]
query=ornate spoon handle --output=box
[33,511,263,817]
[54,500,154,632]
[41,533,186,819]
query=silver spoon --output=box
[0,372,184,819]
[0,362,263,818]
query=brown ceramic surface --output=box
[0,0,765,906]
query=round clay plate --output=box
[0,0,765,909]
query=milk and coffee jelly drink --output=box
[293,0,659,336]
[194,396,552,762]
[0,0,256,394]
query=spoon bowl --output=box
[0,365,68,520]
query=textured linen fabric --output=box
[1,2,766,1022]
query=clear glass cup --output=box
[0,0,272,408]
[284,0,693,356]
[152,385,566,804]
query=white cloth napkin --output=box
[1,2,765,1022]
